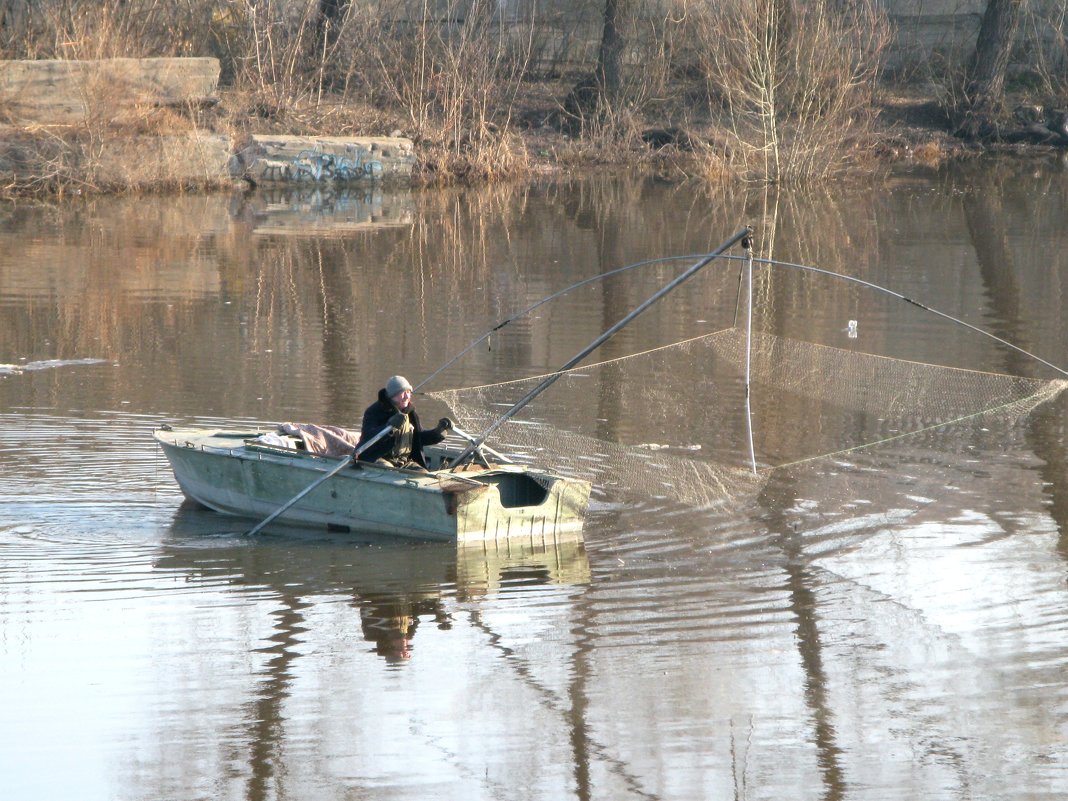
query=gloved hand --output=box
[437,417,454,432]
[388,412,407,431]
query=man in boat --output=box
[356,375,452,469]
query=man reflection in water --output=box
[359,595,452,663]
[356,375,452,470]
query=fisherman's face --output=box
[391,389,413,411]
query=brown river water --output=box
[2,157,1068,800]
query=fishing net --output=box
[426,257,1068,509]
[430,329,760,507]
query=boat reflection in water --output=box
[157,500,591,663]
[153,502,592,796]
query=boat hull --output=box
[154,428,591,543]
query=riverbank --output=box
[1,79,1064,198]
[4,0,1068,196]
[178,82,1068,177]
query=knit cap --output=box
[385,375,413,397]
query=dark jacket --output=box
[356,388,445,468]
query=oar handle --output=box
[245,423,393,536]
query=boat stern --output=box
[449,468,592,545]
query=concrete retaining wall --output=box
[233,135,416,187]
[92,134,234,187]
[0,131,233,188]
[0,57,220,125]
[0,58,415,189]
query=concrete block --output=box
[0,57,220,125]
[0,131,233,189]
[90,134,233,187]
[235,135,415,186]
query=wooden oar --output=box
[245,424,392,536]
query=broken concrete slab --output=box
[233,135,415,186]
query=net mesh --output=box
[430,329,1066,507]
[426,260,1068,509]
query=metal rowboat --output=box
[154,427,592,543]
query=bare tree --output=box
[596,0,624,102]
[955,0,1026,139]
[562,0,628,134]
[317,0,350,50]
[0,0,30,54]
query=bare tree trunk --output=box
[317,0,349,50]
[563,0,627,132]
[596,0,624,102]
[0,0,30,52]
[955,0,1025,139]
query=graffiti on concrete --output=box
[255,148,385,184]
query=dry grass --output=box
[2,0,1062,195]
[682,0,890,183]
